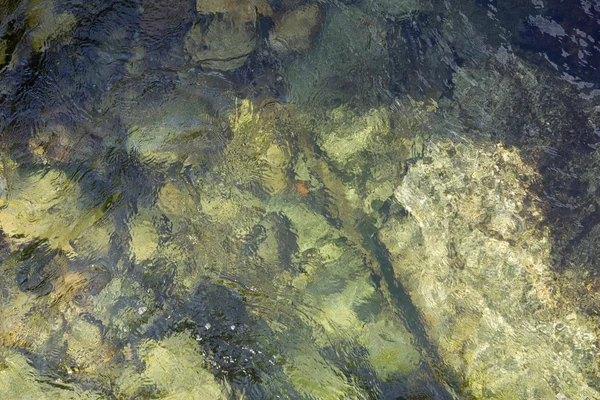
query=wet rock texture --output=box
[184,0,270,71]
[0,0,600,398]
[269,4,321,54]
[381,139,600,398]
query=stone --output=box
[135,332,231,399]
[269,4,321,54]
[0,348,98,399]
[0,169,83,248]
[368,0,432,17]
[28,123,75,163]
[195,0,272,17]
[125,86,227,166]
[157,182,195,217]
[129,212,159,262]
[184,17,256,71]
[380,138,600,399]
[284,5,389,108]
[0,39,6,66]
[0,0,19,23]
[316,105,390,169]
[25,0,77,52]
[65,316,104,368]
[283,234,422,397]
[92,278,155,341]
[221,99,293,194]
[184,0,272,71]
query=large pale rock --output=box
[380,139,600,399]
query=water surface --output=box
[0,0,599,398]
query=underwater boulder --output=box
[91,277,157,342]
[129,332,231,399]
[25,0,77,53]
[0,348,102,399]
[300,239,421,374]
[124,85,229,168]
[129,211,159,263]
[284,4,389,108]
[367,0,432,18]
[315,105,391,169]
[0,0,20,23]
[219,99,294,194]
[380,138,600,398]
[0,39,6,66]
[312,98,433,219]
[184,0,272,71]
[440,54,600,334]
[268,3,322,55]
[0,168,85,248]
[26,121,102,166]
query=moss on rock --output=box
[0,169,83,248]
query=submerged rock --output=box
[220,99,294,194]
[312,98,433,220]
[128,332,231,399]
[0,348,102,399]
[195,0,272,16]
[380,138,600,398]
[315,105,391,169]
[0,39,6,66]
[129,211,159,262]
[259,197,427,398]
[269,3,321,55]
[0,0,20,23]
[184,0,272,71]
[25,0,77,52]
[367,0,432,18]
[284,4,389,108]
[124,84,229,167]
[0,169,83,248]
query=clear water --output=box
[0,0,599,398]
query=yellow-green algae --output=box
[131,98,429,398]
[0,348,104,399]
[0,168,84,248]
